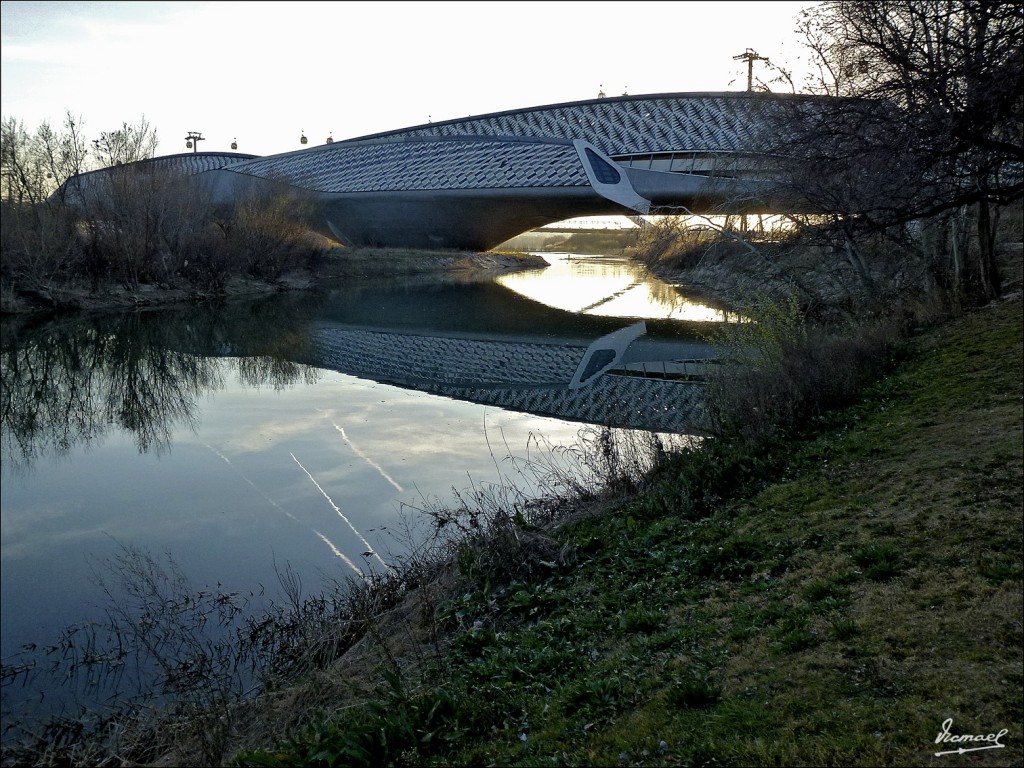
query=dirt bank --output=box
[0,249,550,316]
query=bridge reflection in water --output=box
[306,321,712,433]
[294,253,722,433]
[0,259,720,473]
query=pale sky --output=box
[1,1,816,158]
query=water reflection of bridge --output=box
[298,271,718,433]
[0,283,716,476]
[307,323,711,433]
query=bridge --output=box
[59,91,822,251]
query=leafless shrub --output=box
[399,425,688,590]
[703,294,900,447]
[77,165,214,290]
[628,205,967,323]
[1,113,90,292]
[0,202,83,290]
[217,185,326,280]
[625,216,720,270]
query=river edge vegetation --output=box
[0,113,545,316]
[1,243,1019,767]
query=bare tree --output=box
[1,111,89,205]
[216,182,324,280]
[0,113,89,290]
[775,0,1023,304]
[91,116,159,168]
[82,163,209,289]
[43,112,91,203]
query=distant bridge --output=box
[59,92,823,251]
[532,215,641,235]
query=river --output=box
[0,252,730,724]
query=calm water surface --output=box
[0,253,727,720]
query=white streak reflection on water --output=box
[202,440,366,579]
[323,413,405,493]
[289,451,392,573]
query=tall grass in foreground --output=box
[396,427,687,589]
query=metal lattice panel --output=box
[58,150,256,202]
[310,327,586,388]
[223,137,590,193]
[438,375,705,433]
[347,93,797,156]
[308,326,705,432]
[140,152,258,174]
[60,152,257,198]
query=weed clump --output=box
[666,678,721,709]
[853,542,905,581]
[702,294,902,450]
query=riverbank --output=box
[0,248,549,316]
[2,251,1020,767]
[213,285,1018,765]
[633,223,1024,326]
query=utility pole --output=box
[184,131,204,152]
[732,48,769,92]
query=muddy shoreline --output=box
[0,250,550,317]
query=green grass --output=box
[228,295,1021,767]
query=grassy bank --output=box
[219,291,1021,765]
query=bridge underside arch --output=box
[303,175,779,251]
[209,174,786,252]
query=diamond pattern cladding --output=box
[67,152,255,195]
[354,95,785,156]
[309,326,704,432]
[226,139,589,193]
[311,326,585,387]
[440,375,704,433]
[144,152,258,174]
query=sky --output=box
[1,1,817,158]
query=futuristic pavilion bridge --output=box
[62,91,814,251]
